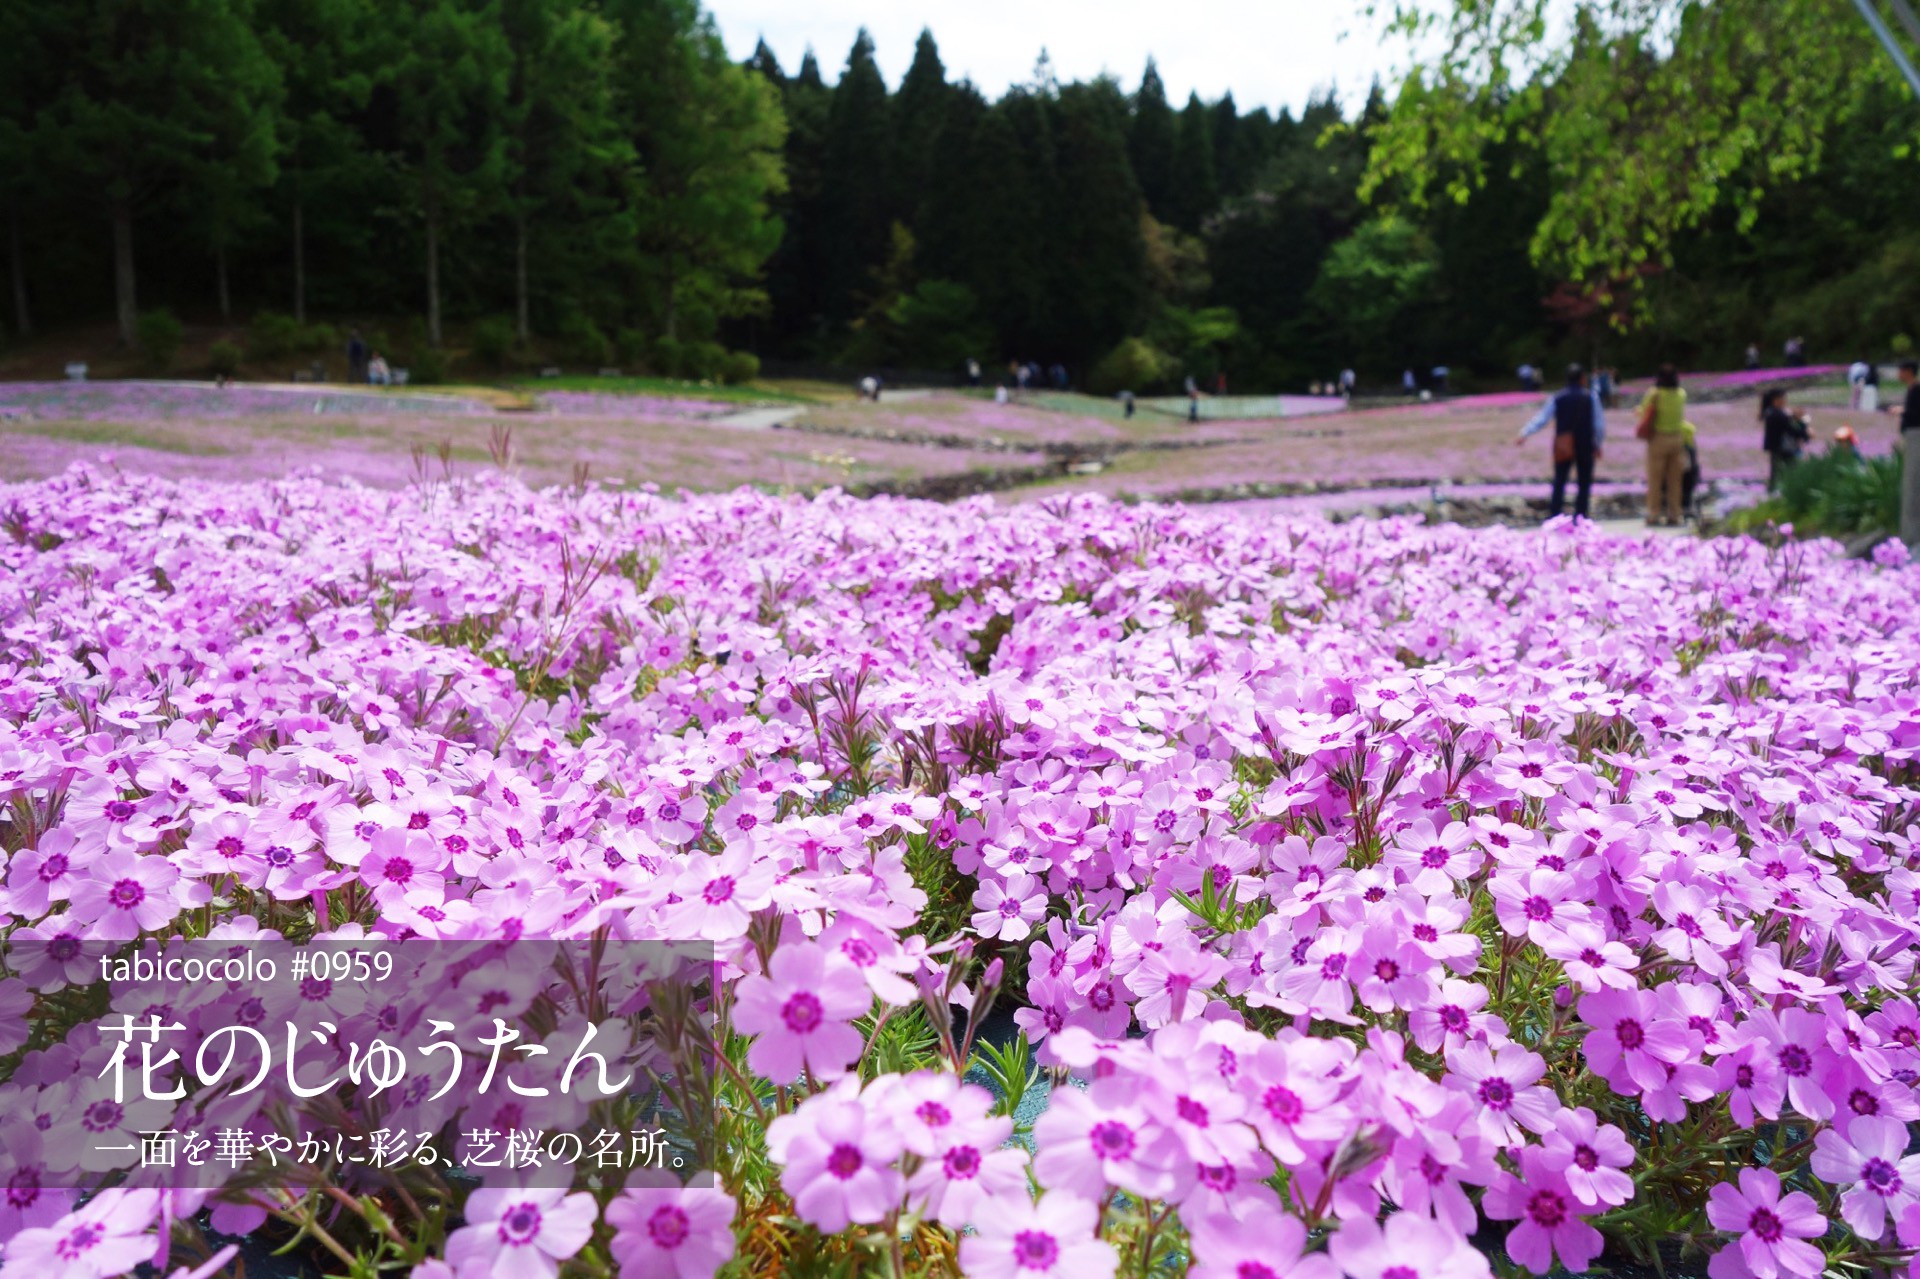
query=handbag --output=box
[1553,432,1575,465]
[1634,396,1656,441]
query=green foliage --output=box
[408,347,448,386]
[137,310,184,371]
[885,280,993,371]
[1309,215,1441,361]
[1088,336,1179,396]
[247,310,333,360]
[469,316,516,370]
[207,340,243,378]
[1363,0,1891,314]
[556,312,611,367]
[1725,449,1902,539]
[718,350,760,385]
[1149,304,1241,381]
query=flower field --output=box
[0,462,1917,1278]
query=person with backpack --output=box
[1761,388,1811,491]
[1515,363,1607,520]
[1636,364,1689,527]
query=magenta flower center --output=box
[1778,1045,1812,1077]
[1374,958,1400,982]
[943,1145,981,1179]
[1573,1144,1599,1171]
[55,1224,103,1260]
[1523,895,1553,921]
[647,1204,690,1249]
[1176,1096,1209,1127]
[1012,1229,1059,1270]
[702,875,736,904]
[1747,1206,1783,1243]
[1264,1085,1303,1124]
[1526,1187,1568,1228]
[104,800,135,821]
[1614,1019,1645,1050]
[1421,846,1449,868]
[825,1142,863,1180]
[108,878,145,909]
[1089,1120,1136,1160]
[780,990,824,1034]
[1863,1157,1904,1195]
[1478,1077,1514,1110]
[497,1202,541,1246]
[382,857,413,883]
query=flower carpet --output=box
[0,464,1916,1278]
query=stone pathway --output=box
[706,405,807,430]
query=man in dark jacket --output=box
[1515,363,1608,520]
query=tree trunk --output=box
[293,197,306,324]
[514,211,530,344]
[216,242,231,321]
[425,204,442,348]
[112,199,137,347]
[7,211,29,340]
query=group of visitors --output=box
[1515,356,1920,546]
[1514,363,1700,525]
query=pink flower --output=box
[1811,1115,1920,1241]
[1483,1148,1605,1274]
[957,1193,1116,1279]
[1187,1207,1337,1279]
[0,1188,160,1279]
[1033,1085,1181,1201]
[670,846,773,940]
[1445,1041,1557,1146]
[1704,1168,1825,1279]
[1537,1106,1635,1208]
[1330,1211,1491,1278]
[444,1188,596,1279]
[971,872,1046,941]
[1578,987,1693,1096]
[765,1088,903,1232]
[604,1184,736,1279]
[64,852,181,939]
[732,943,870,1084]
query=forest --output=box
[5,0,1920,391]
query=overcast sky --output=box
[703,1,1406,115]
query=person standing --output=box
[346,329,369,384]
[1637,364,1689,527]
[1515,363,1607,520]
[1899,360,1920,547]
[1340,368,1356,398]
[1849,358,1871,410]
[1760,388,1811,491]
[966,358,981,387]
[1403,368,1416,396]
[1745,342,1762,370]
[1863,360,1881,413]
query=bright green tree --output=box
[33,0,281,345]
[1308,213,1441,364]
[1363,0,1891,311]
